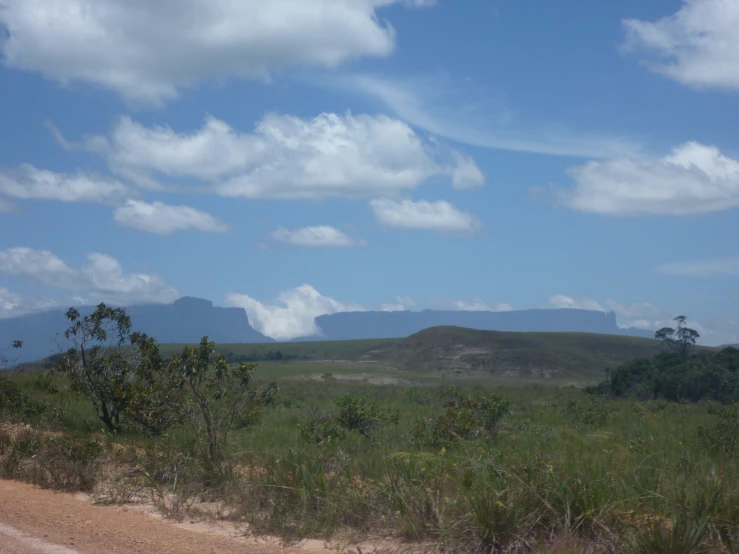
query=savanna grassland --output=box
[1,320,738,553]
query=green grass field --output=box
[4,350,739,552]
[2,328,734,552]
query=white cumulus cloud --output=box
[0,247,178,305]
[80,112,481,198]
[559,142,739,216]
[113,200,229,235]
[0,164,130,205]
[270,226,364,247]
[226,285,364,341]
[623,0,739,91]
[448,152,485,190]
[370,198,481,234]
[0,0,434,105]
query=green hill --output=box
[161,326,684,380]
[366,326,674,378]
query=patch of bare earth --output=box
[0,480,424,554]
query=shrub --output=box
[335,394,399,438]
[0,376,46,421]
[562,396,610,428]
[697,406,739,458]
[35,434,103,492]
[412,393,510,448]
[298,412,346,445]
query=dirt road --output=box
[0,480,331,554]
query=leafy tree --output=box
[589,347,739,403]
[124,332,186,436]
[167,337,262,466]
[655,315,700,355]
[54,304,134,433]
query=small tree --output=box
[54,304,134,433]
[168,337,262,467]
[124,332,186,436]
[655,315,700,356]
[0,340,23,370]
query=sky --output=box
[0,0,738,345]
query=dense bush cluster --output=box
[589,347,739,402]
[411,388,510,448]
[299,394,399,444]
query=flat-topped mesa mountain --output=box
[364,326,666,379]
[313,308,654,342]
[1,296,272,364]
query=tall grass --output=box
[2,370,739,552]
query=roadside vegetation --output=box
[2,308,739,553]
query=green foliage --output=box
[0,375,46,421]
[697,405,739,458]
[335,394,399,437]
[562,396,610,428]
[0,340,23,370]
[412,392,510,448]
[628,515,710,554]
[298,394,399,445]
[591,347,739,403]
[54,304,135,433]
[168,337,263,466]
[124,333,187,436]
[298,411,346,445]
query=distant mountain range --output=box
[313,309,655,342]
[2,297,657,364]
[2,297,272,364]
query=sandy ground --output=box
[0,480,345,554]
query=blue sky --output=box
[0,0,738,344]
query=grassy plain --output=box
[3,349,739,553]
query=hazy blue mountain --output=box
[311,309,655,342]
[2,297,272,364]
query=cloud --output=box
[0,286,24,318]
[0,247,178,305]
[549,295,605,312]
[448,152,485,190]
[380,295,416,311]
[456,299,513,312]
[622,0,739,91]
[605,300,663,319]
[226,285,364,341]
[113,200,229,235]
[82,112,482,198]
[370,198,481,234]
[558,142,739,216]
[0,286,58,319]
[657,255,739,277]
[334,74,641,158]
[0,164,130,205]
[270,226,364,247]
[0,0,435,106]
[430,297,512,312]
